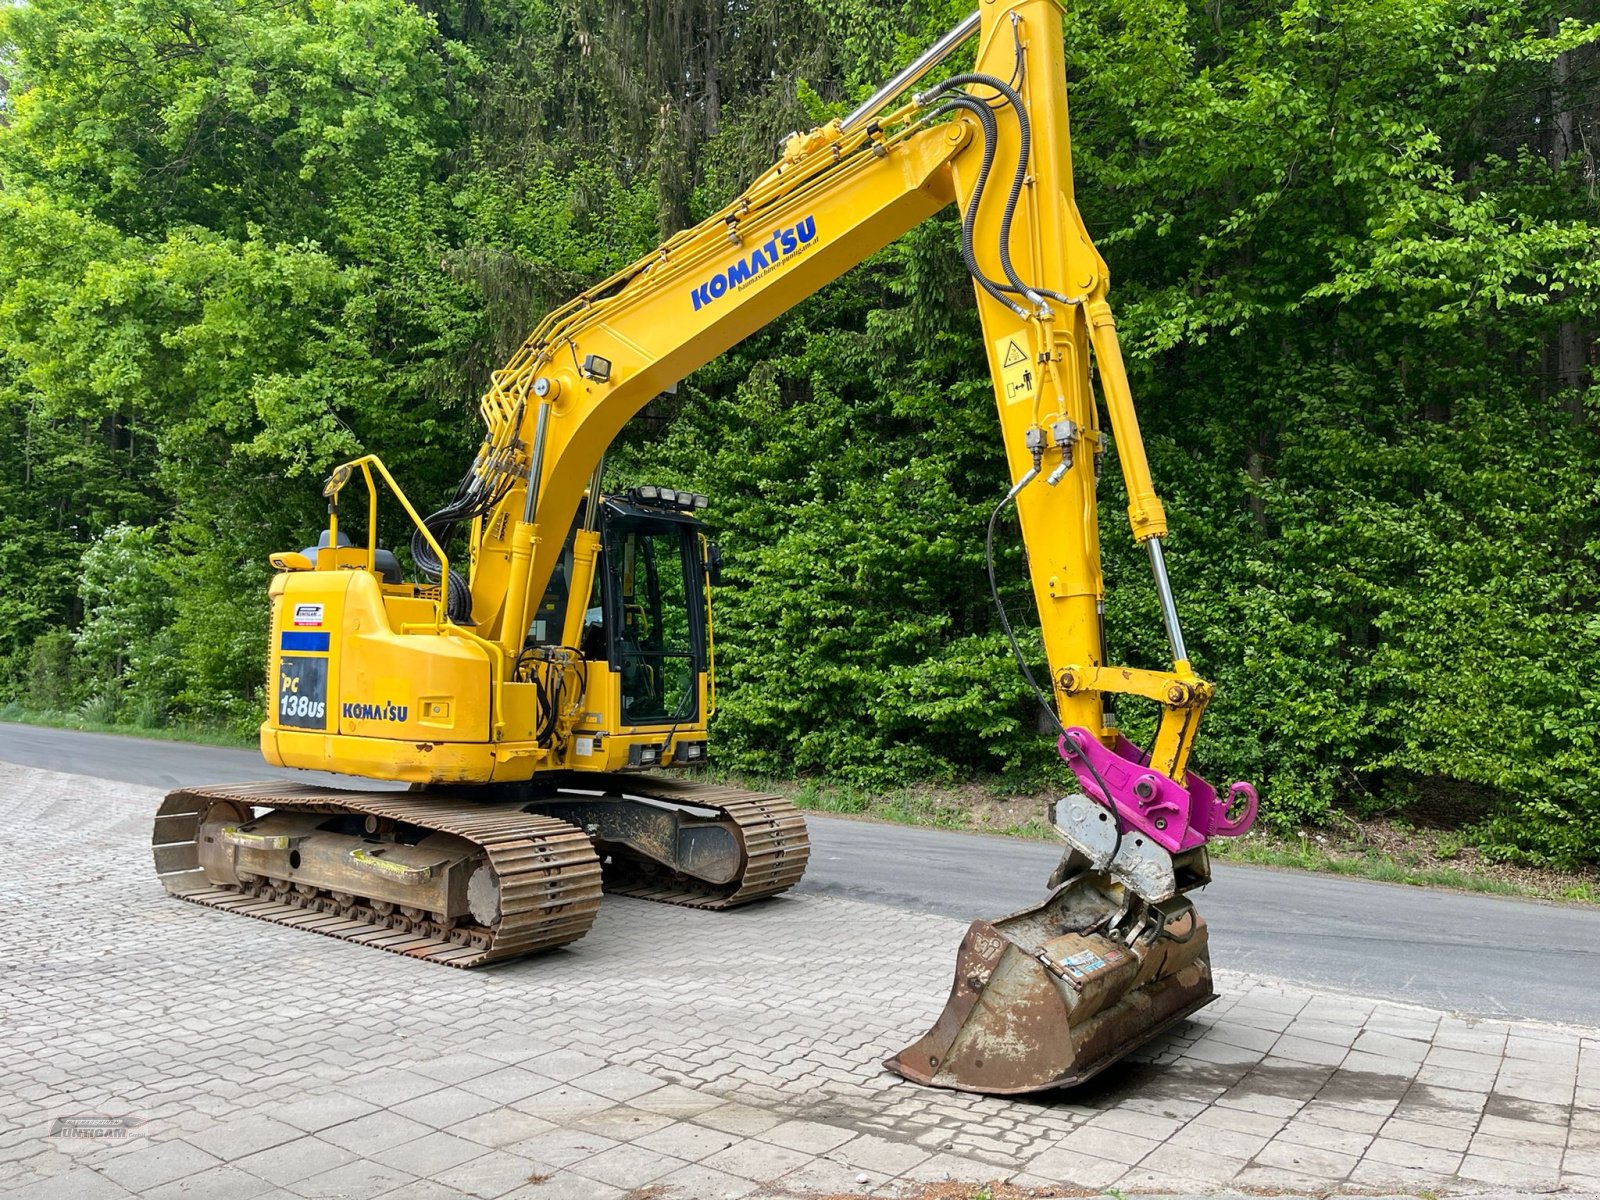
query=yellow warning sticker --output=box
[995,334,1037,405]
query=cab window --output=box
[605,521,700,725]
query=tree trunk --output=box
[1549,29,1591,416]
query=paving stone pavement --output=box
[4,763,1599,1199]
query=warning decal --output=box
[994,334,1037,405]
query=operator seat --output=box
[301,529,403,584]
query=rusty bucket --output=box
[885,871,1213,1095]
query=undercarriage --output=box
[152,774,810,967]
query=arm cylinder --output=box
[838,10,980,134]
[500,401,553,656]
[1086,300,1167,542]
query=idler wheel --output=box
[467,865,501,927]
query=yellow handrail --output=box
[324,453,452,631]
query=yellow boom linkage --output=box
[154,0,1259,1095]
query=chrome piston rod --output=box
[839,10,981,134]
[1146,537,1189,664]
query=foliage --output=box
[0,0,1597,864]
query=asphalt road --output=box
[5,721,1597,1027]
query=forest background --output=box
[0,0,1597,865]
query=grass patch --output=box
[778,778,973,831]
[1208,834,1588,902]
[0,705,254,749]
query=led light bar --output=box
[626,485,710,511]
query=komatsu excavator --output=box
[151,0,1258,1095]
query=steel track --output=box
[572,774,811,909]
[151,775,810,964]
[153,784,604,967]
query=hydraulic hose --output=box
[927,56,1077,311]
[985,462,1062,736]
[934,71,1043,311]
[414,465,513,624]
[928,94,1028,318]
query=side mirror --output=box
[322,463,352,499]
[706,541,722,587]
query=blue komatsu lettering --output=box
[341,700,405,721]
[687,215,818,312]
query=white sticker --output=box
[292,603,324,627]
[575,737,595,757]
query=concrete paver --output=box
[431,1149,546,1198]
[3,763,1599,1199]
[288,1157,415,1198]
[141,1163,276,1199]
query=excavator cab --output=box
[527,488,714,763]
[602,508,701,726]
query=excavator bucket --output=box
[885,873,1213,1094]
[886,727,1257,1095]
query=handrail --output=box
[323,453,451,631]
[326,452,512,740]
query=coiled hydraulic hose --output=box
[414,466,512,623]
[933,71,1046,312]
[928,93,1028,318]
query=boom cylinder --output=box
[839,11,981,134]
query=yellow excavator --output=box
[151,0,1258,1095]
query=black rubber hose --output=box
[934,72,1041,309]
[927,94,1029,318]
[987,480,1127,854]
[539,668,563,743]
[413,470,492,624]
[985,482,1062,736]
[931,68,1080,310]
